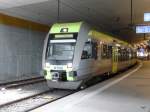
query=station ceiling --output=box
[0,0,150,43]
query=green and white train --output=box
[42,22,136,89]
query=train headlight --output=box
[67,63,72,68]
[45,63,50,68]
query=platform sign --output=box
[144,13,150,22]
[136,26,150,33]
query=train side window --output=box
[108,45,112,58]
[46,43,52,58]
[123,49,126,61]
[118,47,121,61]
[81,42,92,59]
[102,44,111,59]
[101,44,107,59]
[92,42,98,59]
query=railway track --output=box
[0,64,138,112]
[0,89,74,112]
[0,76,74,112]
[0,90,50,108]
[0,76,46,89]
[26,89,75,112]
[0,73,112,112]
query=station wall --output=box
[0,25,45,80]
[0,13,49,81]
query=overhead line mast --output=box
[57,0,60,22]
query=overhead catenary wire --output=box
[57,0,60,22]
[70,1,113,27]
[59,0,109,30]
[63,0,112,22]
[131,0,133,25]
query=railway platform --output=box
[31,61,150,112]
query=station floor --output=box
[31,61,150,112]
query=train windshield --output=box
[46,41,75,61]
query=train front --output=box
[43,22,83,89]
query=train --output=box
[42,22,137,90]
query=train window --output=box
[118,48,125,61]
[131,50,137,59]
[129,49,132,59]
[46,42,52,58]
[118,48,134,61]
[125,49,129,61]
[46,43,75,60]
[123,49,127,61]
[108,46,112,58]
[101,44,111,59]
[101,44,107,59]
[92,42,98,59]
[81,42,92,59]
[118,47,121,61]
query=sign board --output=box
[144,13,150,22]
[136,26,150,33]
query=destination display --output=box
[55,34,74,38]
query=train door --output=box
[112,46,118,73]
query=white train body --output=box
[42,22,136,89]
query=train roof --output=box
[49,21,132,47]
[89,30,130,47]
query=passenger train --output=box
[42,22,137,89]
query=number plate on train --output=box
[53,65,64,70]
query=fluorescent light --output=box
[50,39,76,43]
